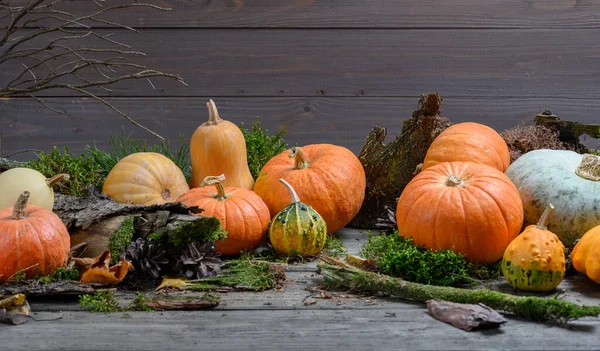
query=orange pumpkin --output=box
[254,145,366,234]
[396,161,524,264]
[102,152,190,205]
[189,100,254,190]
[177,175,270,256]
[0,192,70,283]
[571,224,600,284]
[422,122,510,172]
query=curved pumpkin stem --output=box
[575,154,600,181]
[205,99,223,125]
[536,203,555,230]
[12,191,30,220]
[201,174,228,200]
[445,174,464,188]
[279,179,300,203]
[291,147,309,170]
[46,173,70,188]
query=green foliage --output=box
[322,235,348,258]
[26,146,104,197]
[360,232,471,286]
[239,246,307,264]
[240,117,288,179]
[79,291,120,313]
[185,259,284,292]
[148,216,228,249]
[37,267,80,284]
[108,217,135,265]
[8,272,27,283]
[85,132,191,180]
[128,292,153,312]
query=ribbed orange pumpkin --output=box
[422,122,510,172]
[0,192,70,283]
[103,152,190,205]
[177,175,270,256]
[396,161,524,264]
[254,145,366,234]
[189,100,254,190]
[570,224,600,284]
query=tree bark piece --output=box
[317,257,600,323]
[350,93,451,228]
[534,110,600,153]
[0,281,95,297]
[426,299,507,331]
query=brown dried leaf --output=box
[79,252,132,285]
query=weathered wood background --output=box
[2,0,600,160]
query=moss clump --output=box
[79,291,121,313]
[240,117,288,179]
[108,217,136,265]
[322,235,348,258]
[37,267,80,284]
[148,216,227,249]
[360,231,471,286]
[26,146,104,197]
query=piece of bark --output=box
[1,301,31,325]
[53,186,202,231]
[0,280,95,297]
[70,215,131,258]
[0,158,23,172]
[534,110,600,153]
[349,93,451,228]
[426,299,507,331]
[142,296,220,310]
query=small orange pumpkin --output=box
[102,152,190,205]
[0,191,71,283]
[396,161,524,264]
[422,122,510,172]
[571,224,600,284]
[254,145,366,234]
[177,175,270,256]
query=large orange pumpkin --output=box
[0,192,71,283]
[254,145,366,234]
[422,122,510,172]
[103,152,190,205]
[396,161,524,264]
[177,175,270,256]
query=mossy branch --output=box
[317,258,600,323]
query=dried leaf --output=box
[156,277,190,291]
[426,299,507,331]
[344,255,378,272]
[79,252,132,285]
[0,294,26,309]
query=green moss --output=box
[147,216,227,249]
[108,217,135,265]
[37,267,80,284]
[26,146,104,197]
[128,292,153,312]
[240,117,289,179]
[322,235,348,258]
[79,291,120,313]
[360,231,471,286]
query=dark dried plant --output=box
[0,0,187,139]
[501,123,575,162]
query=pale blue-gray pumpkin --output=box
[268,179,327,256]
[505,149,600,247]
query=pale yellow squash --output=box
[0,168,68,210]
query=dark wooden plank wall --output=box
[2,1,600,160]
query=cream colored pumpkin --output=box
[102,152,190,205]
[0,168,68,210]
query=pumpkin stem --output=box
[11,191,30,220]
[201,174,228,200]
[279,178,301,203]
[291,147,309,170]
[45,173,70,188]
[445,174,464,188]
[205,99,223,125]
[536,203,555,230]
[575,154,600,181]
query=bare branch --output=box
[26,93,65,114]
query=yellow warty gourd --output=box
[189,99,254,189]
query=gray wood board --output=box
[2,96,599,160]
[2,29,599,98]
[10,0,600,29]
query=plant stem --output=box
[292,147,309,170]
[536,203,555,230]
[45,173,70,188]
[200,174,228,200]
[11,191,30,220]
[317,259,600,323]
[206,99,223,125]
[279,178,300,203]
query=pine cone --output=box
[375,205,397,233]
[124,238,169,279]
[176,241,223,279]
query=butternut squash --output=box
[189,100,254,190]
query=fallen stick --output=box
[317,257,600,323]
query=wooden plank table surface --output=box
[2,228,599,351]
